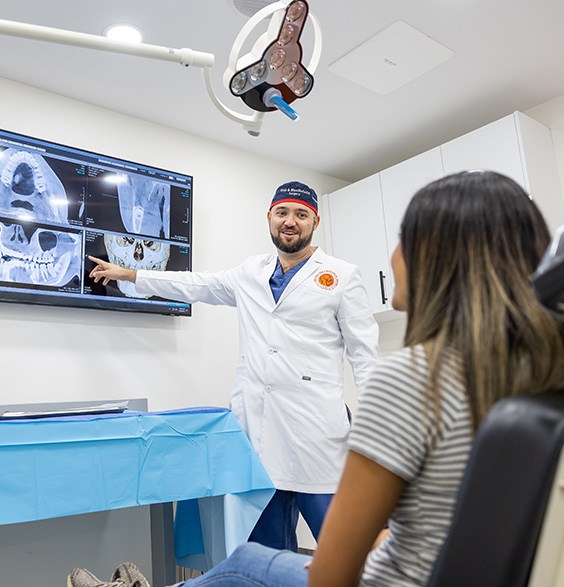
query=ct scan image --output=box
[0,221,81,288]
[87,170,171,239]
[0,148,70,225]
[117,174,171,239]
[103,233,171,298]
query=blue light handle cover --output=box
[262,87,299,121]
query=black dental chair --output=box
[426,392,564,587]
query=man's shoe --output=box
[110,562,151,587]
[67,567,128,587]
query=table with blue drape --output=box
[0,407,275,571]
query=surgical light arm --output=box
[0,14,287,136]
[0,18,214,68]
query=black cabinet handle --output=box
[379,271,388,305]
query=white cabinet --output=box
[323,174,392,312]
[441,113,526,183]
[323,147,445,315]
[441,111,564,234]
[379,147,444,293]
[324,111,564,316]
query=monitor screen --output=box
[0,128,192,316]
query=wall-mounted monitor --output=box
[0,128,192,316]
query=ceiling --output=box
[0,0,563,183]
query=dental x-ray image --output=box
[0,147,70,225]
[86,169,171,240]
[0,221,81,289]
[117,175,171,239]
[103,233,171,298]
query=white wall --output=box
[0,77,347,411]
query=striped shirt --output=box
[349,345,472,587]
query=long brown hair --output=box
[401,170,564,430]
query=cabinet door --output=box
[325,175,391,312]
[441,113,527,188]
[441,111,564,234]
[379,147,444,292]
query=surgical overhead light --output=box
[226,0,318,125]
[0,0,321,137]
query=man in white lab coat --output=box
[88,181,381,551]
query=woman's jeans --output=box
[174,542,310,587]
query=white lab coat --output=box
[135,247,381,492]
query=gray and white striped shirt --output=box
[349,345,472,587]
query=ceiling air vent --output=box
[329,21,454,94]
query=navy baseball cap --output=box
[270,181,318,215]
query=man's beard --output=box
[270,227,314,254]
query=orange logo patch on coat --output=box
[314,270,338,290]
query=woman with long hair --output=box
[68,170,564,587]
[307,170,564,587]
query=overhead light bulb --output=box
[249,61,266,81]
[286,1,306,22]
[231,71,248,94]
[281,62,297,81]
[269,48,286,69]
[278,24,295,45]
[104,24,143,44]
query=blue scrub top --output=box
[269,257,310,302]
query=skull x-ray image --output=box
[104,233,170,298]
[117,175,170,239]
[0,148,69,225]
[0,222,81,287]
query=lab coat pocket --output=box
[299,374,350,442]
